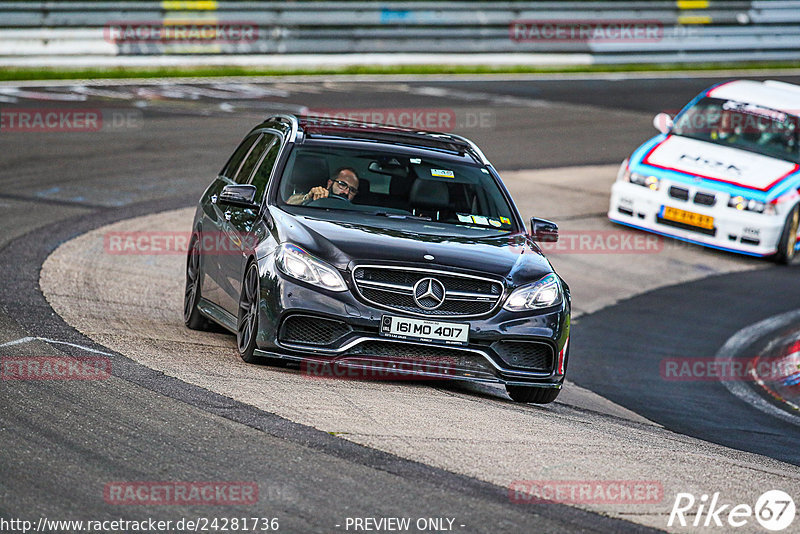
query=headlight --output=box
[629,172,660,191]
[619,159,660,191]
[728,195,766,214]
[504,274,563,312]
[274,243,347,292]
[616,158,629,182]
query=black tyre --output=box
[506,385,561,404]
[775,205,800,265]
[237,262,261,364]
[184,236,210,330]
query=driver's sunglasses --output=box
[333,179,358,195]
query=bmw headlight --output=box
[275,243,347,292]
[728,195,767,214]
[504,274,563,311]
[619,160,660,191]
[629,172,660,191]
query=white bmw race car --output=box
[609,79,800,263]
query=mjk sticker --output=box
[431,169,454,178]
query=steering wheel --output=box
[306,195,350,208]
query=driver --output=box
[287,167,359,205]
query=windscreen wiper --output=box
[371,212,432,221]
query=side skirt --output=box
[198,297,238,334]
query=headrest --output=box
[389,176,414,197]
[291,155,329,194]
[409,179,450,210]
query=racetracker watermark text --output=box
[104,231,257,255]
[1,357,111,380]
[305,108,495,132]
[509,480,663,504]
[104,21,259,43]
[104,481,258,505]
[660,357,800,381]
[510,20,663,42]
[509,231,664,255]
[1,108,143,132]
[538,231,663,254]
[301,359,457,381]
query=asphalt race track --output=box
[3,73,800,533]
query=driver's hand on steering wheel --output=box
[303,186,329,204]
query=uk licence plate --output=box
[661,206,715,230]
[380,315,469,345]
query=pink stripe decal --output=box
[641,137,799,192]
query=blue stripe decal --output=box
[630,135,666,165]
[629,140,800,201]
[608,217,770,257]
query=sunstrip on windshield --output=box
[641,137,800,193]
[456,213,511,227]
[721,100,789,123]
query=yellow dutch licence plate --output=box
[661,206,715,230]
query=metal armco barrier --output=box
[0,1,799,64]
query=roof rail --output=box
[297,116,489,165]
[265,114,299,141]
[447,133,491,166]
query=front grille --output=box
[353,266,503,317]
[342,340,494,374]
[669,186,690,201]
[279,315,352,347]
[492,341,554,371]
[693,191,716,206]
[656,216,717,236]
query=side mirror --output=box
[530,217,558,243]
[653,112,673,134]
[219,184,258,208]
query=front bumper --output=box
[254,265,570,388]
[608,180,785,257]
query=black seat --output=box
[353,177,374,205]
[409,179,450,219]
[384,176,415,211]
[288,155,329,196]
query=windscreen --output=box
[277,144,518,233]
[672,96,799,163]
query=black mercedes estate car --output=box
[184,114,571,404]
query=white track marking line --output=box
[0,336,113,355]
[0,87,87,101]
[715,309,800,428]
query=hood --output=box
[639,135,799,192]
[271,208,554,287]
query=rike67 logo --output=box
[669,490,795,531]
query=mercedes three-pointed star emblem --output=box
[413,277,446,310]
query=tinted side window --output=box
[250,134,281,201]
[234,134,270,184]
[220,134,259,180]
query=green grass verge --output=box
[2,61,800,82]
